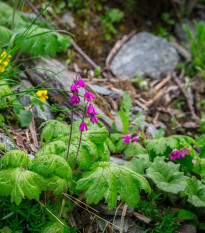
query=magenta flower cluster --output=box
[70,77,98,132]
[121,134,139,144]
[170,148,190,160]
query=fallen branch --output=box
[172,71,199,121]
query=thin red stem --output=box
[66,105,74,162]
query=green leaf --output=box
[124,142,147,157]
[155,128,165,139]
[85,126,109,144]
[185,176,205,207]
[107,9,124,23]
[121,91,132,116]
[41,120,69,144]
[0,2,28,27]
[118,110,129,134]
[31,154,72,195]
[176,209,195,220]
[15,26,71,57]
[41,220,71,233]
[146,157,188,194]
[0,80,12,109]
[1,150,32,168]
[125,154,151,174]
[0,26,13,46]
[77,162,151,210]
[0,167,45,205]
[13,108,33,127]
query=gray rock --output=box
[62,12,76,29]
[0,133,18,151]
[18,80,55,126]
[28,154,35,160]
[95,202,134,216]
[110,32,179,79]
[176,224,197,233]
[90,84,122,99]
[110,156,125,165]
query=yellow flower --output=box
[0,51,11,62]
[0,59,8,67]
[36,90,48,102]
[0,66,5,73]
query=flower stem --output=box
[72,104,88,171]
[66,105,74,162]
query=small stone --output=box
[0,133,19,151]
[111,32,179,79]
[28,154,35,160]
[62,12,76,29]
[90,84,122,99]
[176,224,197,233]
[110,156,125,165]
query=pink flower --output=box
[70,95,80,105]
[180,148,190,158]
[87,104,97,116]
[76,78,86,88]
[131,122,135,125]
[84,92,94,102]
[170,149,180,160]
[121,134,131,143]
[79,121,88,131]
[70,84,79,94]
[131,137,139,142]
[90,115,98,124]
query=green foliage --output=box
[100,8,124,40]
[0,167,45,205]
[185,176,205,207]
[0,80,12,109]
[125,154,151,174]
[176,209,195,220]
[146,157,188,194]
[13,106,33,127]
[39,120,109,171]
[144,135,195,172]
[0,197,50,232]
[0,26,13,46]
[31,154,72,195]
[77,162,151,210]
[183,21,205,78]
[0,143,7,152]
[14,27,71,57]
[41,120,70,144]
[1,150,31,168]
[41,220,73,233]
[0,2,71,57]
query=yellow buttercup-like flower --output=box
[36,90,48,102]
[0,51,11,73]
[1,51,11,62]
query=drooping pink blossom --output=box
[121,134,131,143]
[170,149,181,160]
[76,78,86,88]
[70,95,80,105]
[84,92,94,102]
[131,122,136,126]
[79,121,88,131]
[180,148,190,158]
[87,104,97,116]
[131,137,139,142]
[90,115,98,124]
[70,84,79,94]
